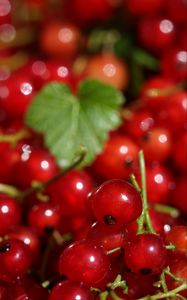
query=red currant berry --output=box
[124,233,166,275]
[0,239,32,281]
[161,48,187,82]
[90,179,142,227]
[172,176,187,214]
[59,240,111,287]
[121,108,154,140]
[140,127,172,162]
[172,132,187,172]
[48,170,93,216]
[0,193,21,236]
[7,226,40,257]
[28,202,61,232]
[138,17,176,53]
[92,133,139,180]
[49,280,94,300]
[87,221,126,257]
[15,147,59,188]
[85,52,129,90]
[40,21,82,59]
[140,77,175,109]
[0,73,35,118]
[166,0,187,24]
[125,0,164,15]
[6,275,49,300]
[166,226,187,254]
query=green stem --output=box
[154,204,180,218]
[137,150,156,234]
[129,174,141,193]
[107,247,122,255]
[160,271,168,294]
[99,291,109,300]
[107,274,127,292]
[0,183,22,199]
[110,291,123,300]
[137,283,187,300]
[165,243,176,250]
[0,129,30,146]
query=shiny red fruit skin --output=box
[40,21,81,59]
[28,202,61,232]
[6,275,49,300]
[125,0,164,15]
[124,234,166,275]
[59,240,110,287]
[0,73,35,118]
[140,77,175,109]
[7,226,40,257]
[0,193,21,236]
[140,127,172,163]
[90,179,142,227]
[166,226,187,254]
[138,17,176,53]
[172,176,187,214]
[14,148,59,188]
[49,280,94,300]
[48,170,93,216]
[92,133,139,180]
[0,239,32,281]
[161,48,187,82]
[87,221,126,256]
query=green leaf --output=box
[25,79,124,168]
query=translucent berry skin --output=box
[140,127,172,163]
[125,0,164,15]
[172,132,187,172]
[166,226,187,254]
[0,73,35,118]
[0,194,21,236]
[140,77,175,109]
[166,0,187,24]
[172,176,187,214]
[90,179,142,227]
[156,91,187,134]
[40,21,81,59]
[28,202,61,232]
[92,133,139,180]
[7,226,40,257]
[85,52,129,90]
[48,170,93,216]
[138,17,176,53]
[49,280,94,300]
[167,254,187,297]
[69,0,114,25]
[6,275,49,300]
[0,239,32,281]
[87,221,126,256]
[59,240,110,287]
[161,48,187,82]
[121,109,154,140]
[145,164,174,204]
[124,234,166,275]
[15,148,59,188]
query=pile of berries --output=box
[0,0,187,299]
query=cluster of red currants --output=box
[0,0,187,299]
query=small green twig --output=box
[99,291,109,300]
[0,129,30,147]
[137,282,187,300]
[129,174,141,193]
[110,291,124,300]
